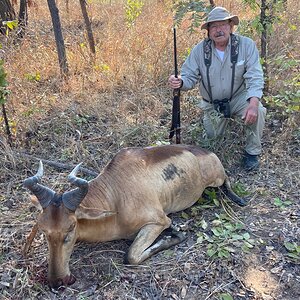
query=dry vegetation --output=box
[0,0,299,299]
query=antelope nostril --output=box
[49,278,64,289]
[67,273,76,285]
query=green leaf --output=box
[223,246,236,253]
[201,219,208,230]
[218,249,230,258]
[3,20,18,30]
[243,241,254,248]
[232,234,244,240]
[274,197,283,206]
[219,293,234,300]
[181,211,189,219]
[212,220,222,226]
[289,24,297,31]
[213,198,220,206]
[284,242,296,251]
[211,227,222,237]
[207,248,217,257]
[224,223,234,231]
[196,235,204,244]
[243,232,251,240]
[203,233,213,243]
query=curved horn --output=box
[23,161,55,208]
[62,163,89,211]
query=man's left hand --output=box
[242,97,259,125]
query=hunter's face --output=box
[208,20,232,45]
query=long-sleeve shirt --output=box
[180,34,264,102]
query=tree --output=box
[173,0,210,33]
[260,0,268,91]
[242,0,287,93]
[47,0,69,76]
[0,0,16,34]
[208,0,215,8]
[0,59,12,145]
[46,0,96,75]
[17,0,28,38]
[79,0,95,55]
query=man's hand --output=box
[242,97,260,125]
[168,75,182,89]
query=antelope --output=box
[24,144,246,288]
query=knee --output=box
[258,105,267,119]
[124,249,140,265]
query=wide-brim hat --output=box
[201,6,239,30]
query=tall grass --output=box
[1,0,299,147]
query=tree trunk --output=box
[260,0,269,93]
[79,0,95,55]
[66,0,69,13]
[0,0,16,34]
[47,0,69,76]
[17,0,27,38]
[209,0,216,8]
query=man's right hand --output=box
[168,75,183,89]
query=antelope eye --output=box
[64,233,71,244]
[63,224,75,244]
[63,231,73,244]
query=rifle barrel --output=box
[173,27,178,78]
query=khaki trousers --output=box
[199,95,267,155]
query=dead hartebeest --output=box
[24,144,246,288]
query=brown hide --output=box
[77,145,225,239]
[29,144,229,287]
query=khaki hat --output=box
[201,6,239,30]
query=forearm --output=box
[244,42,264,99]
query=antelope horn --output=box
[62,163,89,211]
[23,161,55,208]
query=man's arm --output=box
[243,97,260,125]
[179,44,203,91]
[243,38,264,100]
[242,38,264,125]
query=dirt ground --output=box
[0,102,299,300]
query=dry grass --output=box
[0,0,299,299]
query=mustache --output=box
[215,32,225,37]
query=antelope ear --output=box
[75,206,117,220]
[30,195,43,211]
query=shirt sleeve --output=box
[243,38,264,99]
[180,44,202,91]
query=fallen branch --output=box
[15,151,99,177]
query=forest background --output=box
[0,0,299,299]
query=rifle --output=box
[169,26,181,144]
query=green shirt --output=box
[180,34,264,102]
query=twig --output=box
[204,280,236,300]
[23,222,39,257]
[1,103,12,146]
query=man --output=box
[169,6,266,171]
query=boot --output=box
[243,152,259,171]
